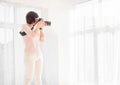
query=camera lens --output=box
[45,21,51,26]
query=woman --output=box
[21,11,45,85]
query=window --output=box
[0,3,14,23]
[0,3,14,85]
[70,0,120,85]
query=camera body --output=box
[20,18,51,36]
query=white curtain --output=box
[0,3,14,85]
[70,0,120,85]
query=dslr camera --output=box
[20,18,51,36]
[39,18,51,26]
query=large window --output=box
[70,0,120,85]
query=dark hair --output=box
[26,11,39,24]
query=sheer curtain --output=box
[69,0,120,85]
[0,3,14,85]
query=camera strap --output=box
[20,18,41,36]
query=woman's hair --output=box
[26,11,39,24]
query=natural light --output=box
[69,0,120,85]
[1,0,120,85]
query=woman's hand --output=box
[36,20,46,29]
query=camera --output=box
[38,18,51,26]
[20,18,51,36]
